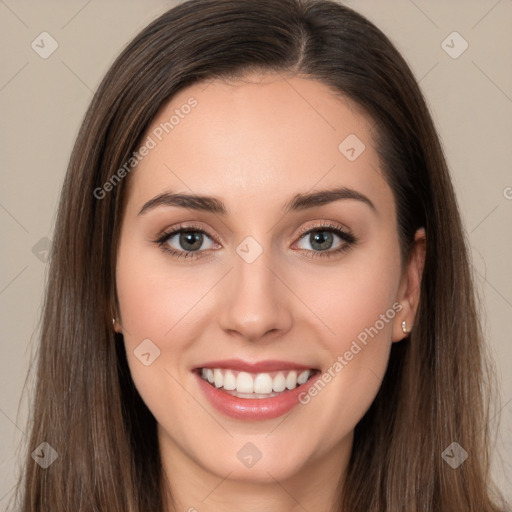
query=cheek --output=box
[301,237,402,353]
[115,238,208,342]
[326,267,399,348]
[114,240,200,393]
[291,241,402,444]
[115,246,207,437]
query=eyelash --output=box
[154,221,357,260]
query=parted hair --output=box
[13,0,508,510]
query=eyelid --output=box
[156,222,221,244]
[294,221,352,239]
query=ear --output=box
[392,228,426,342]
[113,317,123,334]
[111,290,123,333]
[111,305,123,334]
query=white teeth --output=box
[273,372,286,392]
[200,367,314,395]
[297,370,310,385]
[286,370,297,390]
[214,369,223,388]
[223,370,236,391]
[236,372,254,393]
[254,373,273,394]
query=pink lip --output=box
[194,365,321,421]
[194,359,314,373]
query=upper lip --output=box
[194,359,317,373]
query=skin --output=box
[114,72,426,512]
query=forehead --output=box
[124,72,393,217]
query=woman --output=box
[13,0,509,510]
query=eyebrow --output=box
[138,186,376,216]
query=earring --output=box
[401,321,408,335]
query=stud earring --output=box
[401,321,408,335]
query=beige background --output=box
[1,0,511,506]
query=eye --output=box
[155,223,219,259]
[294,223,356,259]
[154,221,357,260]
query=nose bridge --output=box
[218,237,292,341]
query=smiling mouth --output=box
[196,367,319,399]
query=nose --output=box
[218,248,293,343]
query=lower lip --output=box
[195,371,320,421]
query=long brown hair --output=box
[12,0,508,510]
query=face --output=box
[115,72,423,488]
